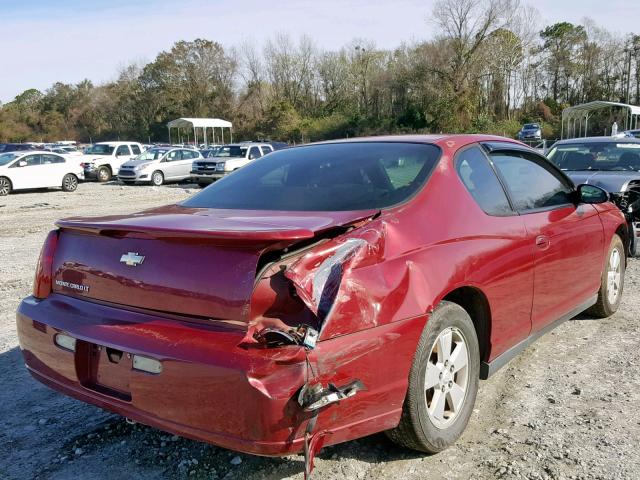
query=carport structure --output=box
[561,101,640,139]
[167,118,233,147]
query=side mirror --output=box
[576,184,609,204]
[18,160,27,167]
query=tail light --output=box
[33,230,59,299]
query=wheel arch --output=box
[441,286,492,365]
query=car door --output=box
[248,146,262,163]
[41,153,68,187]
[114,145,132,170]
[455,146,534,354]
[162,150,182,179]
[175,150,196,178]
[9,154,46,189]
[486,145,605,332]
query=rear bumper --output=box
[16,294,419,455]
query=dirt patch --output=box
[1,182,638,480]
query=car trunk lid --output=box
[52,205,376,322]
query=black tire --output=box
[151,171,164,186]
[386,301,480,453]
[61,174,78,192]
[0,177,11,196]
[586,234,625,318]
[97,166,111,182]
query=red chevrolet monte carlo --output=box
[17,135,627,473]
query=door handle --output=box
[535,235,550,250]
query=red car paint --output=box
[16,135,626,466]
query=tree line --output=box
[1,0,639,144]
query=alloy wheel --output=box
[0,178,10,196]
[607,247,622,305]
[152,172,163,186]
[63,175,77,191]
[424,327,469,429]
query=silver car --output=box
[118,147,202,185]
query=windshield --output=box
[0,153,19,166]
[213,146,247,158]
[202,148,220,158]
[182,142,441,211]
[84,144,115,155]
[135,148,167,161]
[523,124,539,129]
[548,142,640,171]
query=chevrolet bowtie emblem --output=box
[120,252,145,267]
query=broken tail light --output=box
[33,230,59,299]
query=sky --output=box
[1,0,639,103]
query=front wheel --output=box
[586,234,625,318]
[97,166,111,182]
[0,177,12,196]
[386,301,479,453]
[61,174,78,192]
[151,171,164,186]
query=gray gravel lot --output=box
[1,182,639,480]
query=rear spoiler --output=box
[56,218,316,244]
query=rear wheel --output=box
[0,177,11,196]
[586,234,625,318]
[97,166,111,182]
[61,174,78,192]
[386,301,479,453]
[151,171,164,186]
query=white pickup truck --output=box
[80,141,144,182]
[189,142,274,186]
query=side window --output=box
[490,152,573,212]
[261,145,273,154]
[182,150,196,159]
[130,145,141,155]
[248,146,262,160]
[116,145,130,156]
[456,147,512,216]
[24,154,42,166]
[167,150,181,161]
[42,154,64,164]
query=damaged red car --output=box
[17,135,627,473]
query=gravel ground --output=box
[1,182,639,480]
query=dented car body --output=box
[17,135,627,472]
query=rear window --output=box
[183,142,441,211]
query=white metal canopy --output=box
[166,118,233,146]
[561,101,640,139]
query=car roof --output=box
[553,136,640,145]
[3,150,67,156]
[306,134,524,150]
[95,141,141,145]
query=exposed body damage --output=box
[16,134,628,479]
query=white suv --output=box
[80,141,144,182]
[190,143,273,186]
